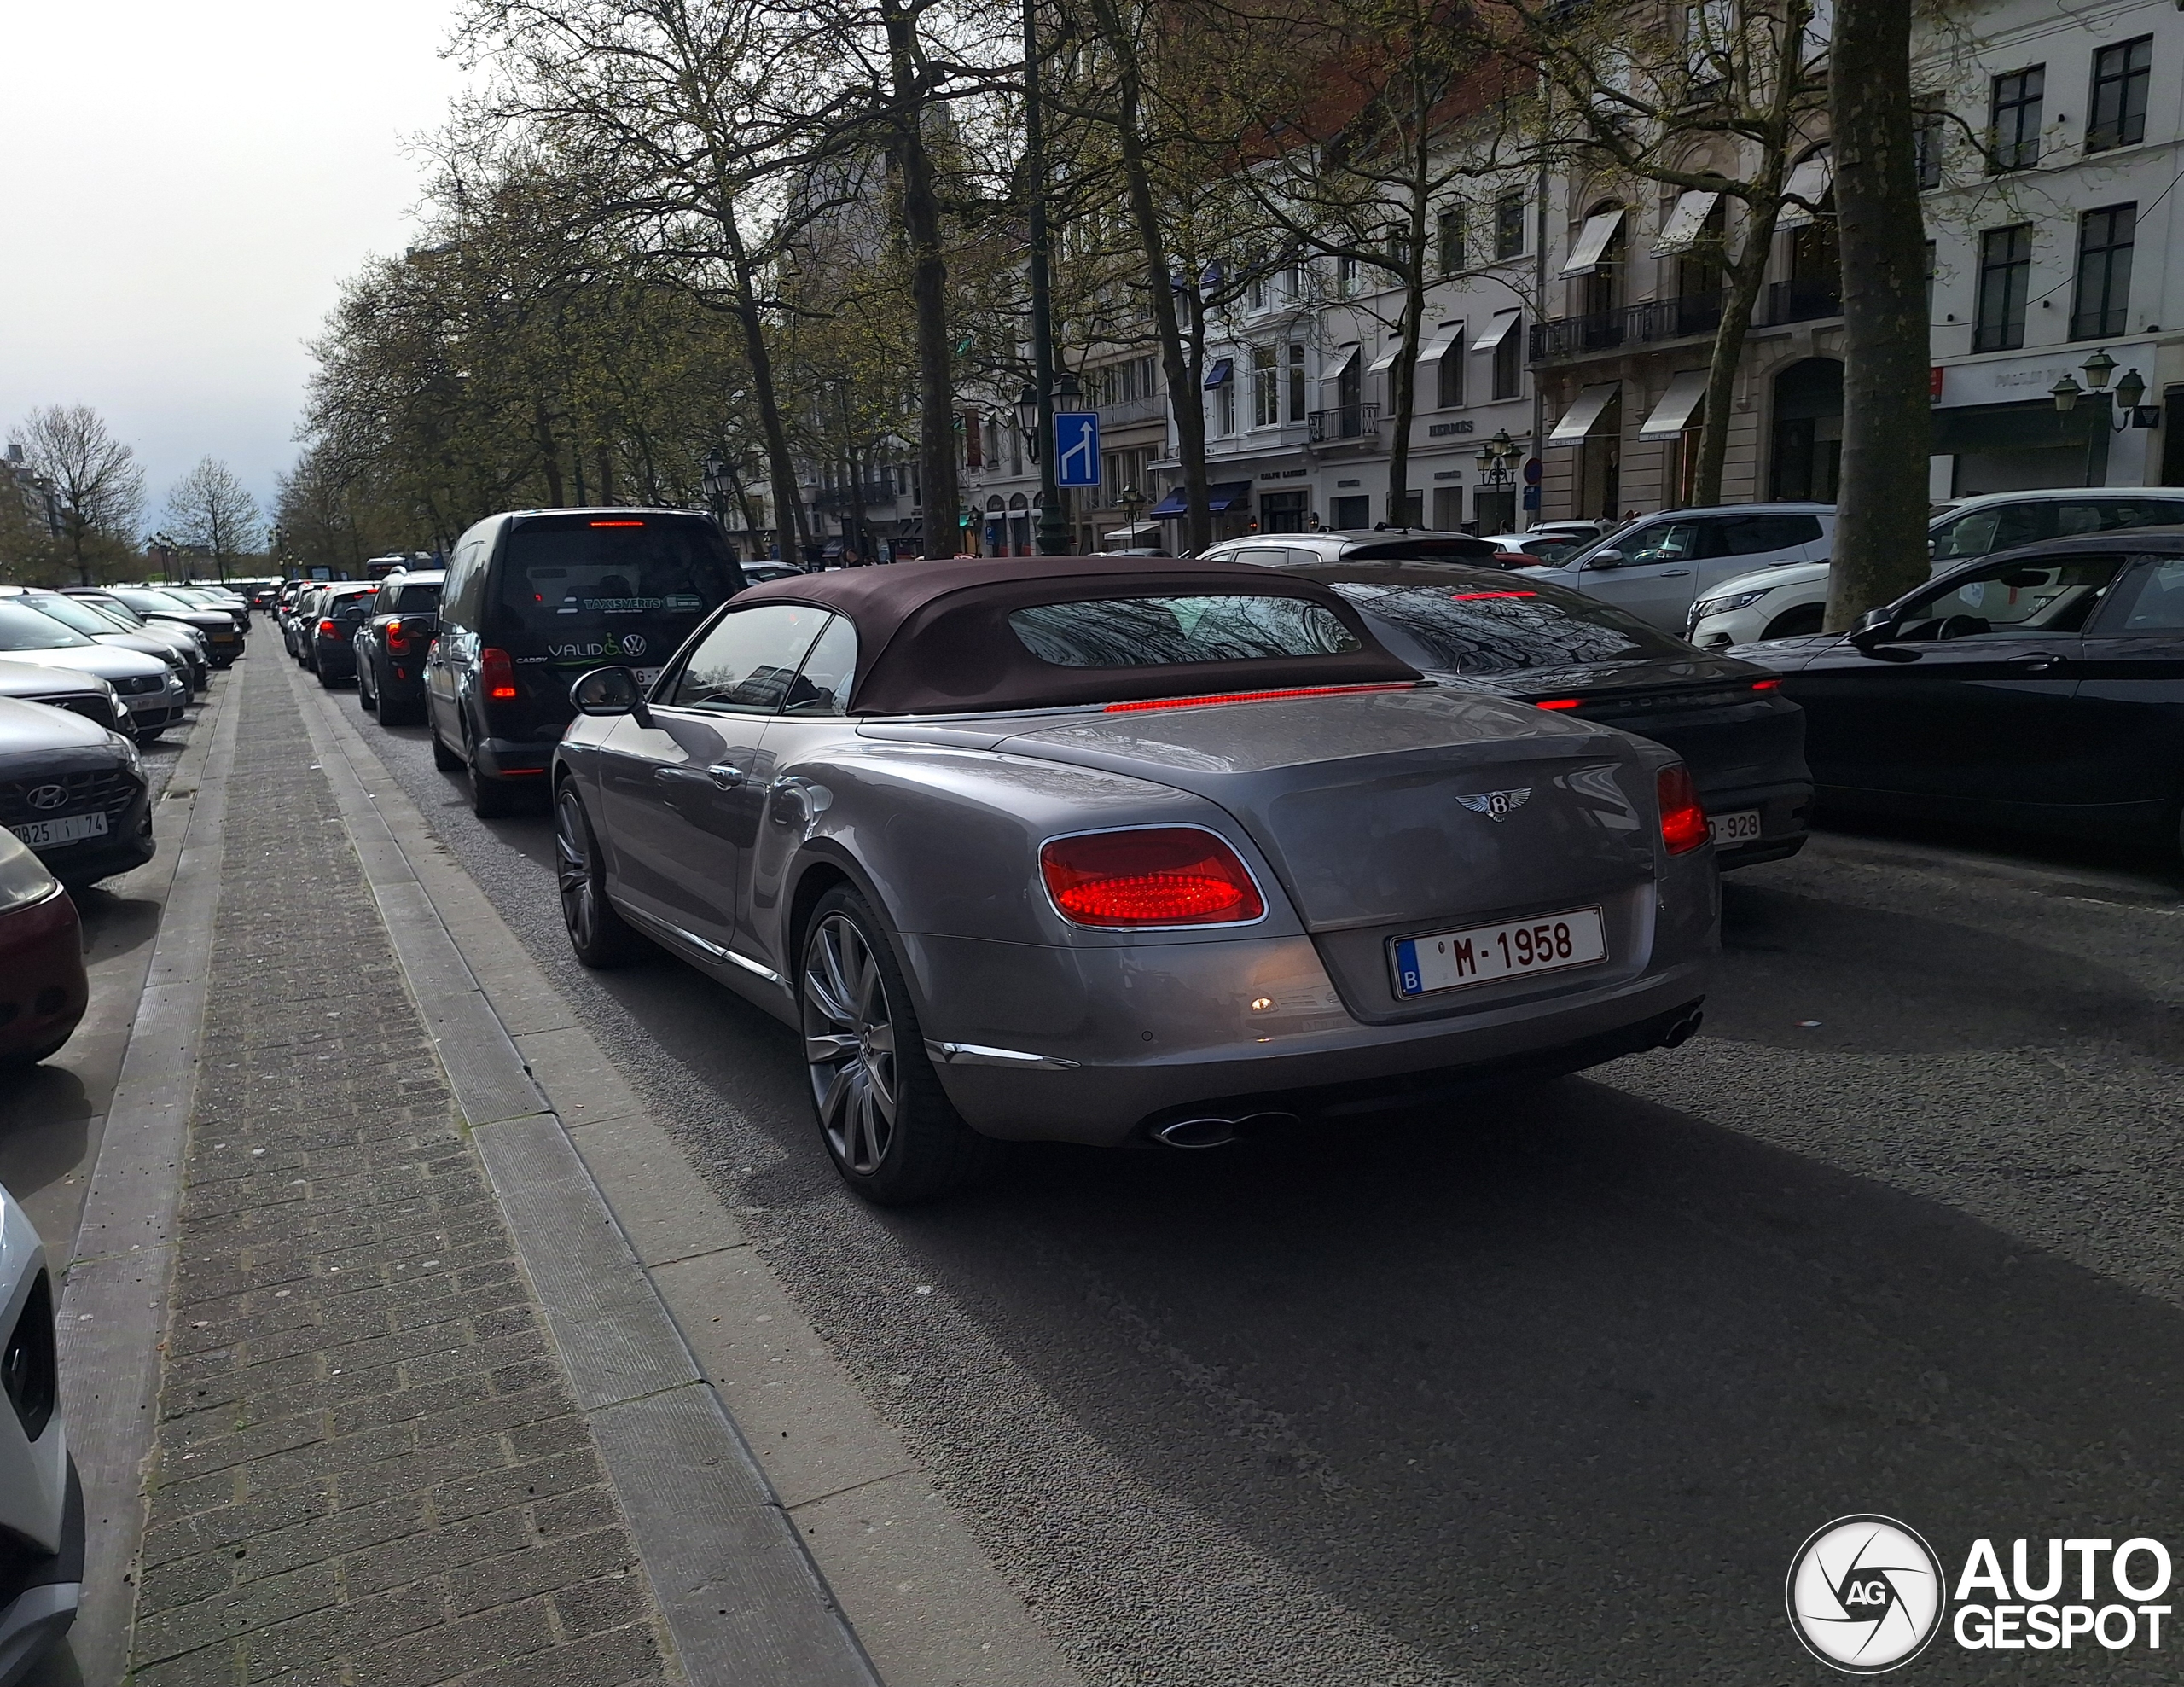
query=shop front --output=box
[1931,342,2158,495]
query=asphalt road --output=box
[317,673,2184,1685]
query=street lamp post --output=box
[1120,482,1142,549]
[1474,429,1521,531]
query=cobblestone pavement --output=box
[126,655,675,1686]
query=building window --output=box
[1252,345,1279,428]
[1212,373,1235,436]
[1492,316,1523,400]
[1495,193,1525,260]
[1286,344,1307,422]
[1989,66,2043,172]
[2087,36,2151,152]
[1925,239,1937,321]
[1913,111,1944,189]
[1438,207,1466,274]
[1974,224,2031,352]
[1336,254,1356,297]
[2071,203,2135,340]
[1436,340,1465,410]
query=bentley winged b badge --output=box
[1455,788,1531,822]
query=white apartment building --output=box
[959,0,2184,550]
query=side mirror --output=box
[1847,607,1900,649]
[572,665,650,724]
[1586,548,1626,570]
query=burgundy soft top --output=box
[731,555,1420,714]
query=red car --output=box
[0,826,86,1067]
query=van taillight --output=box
[385,620,410,654]
[1658,765,1709,855]
[481,648,518,701]
[317,618,336,637]
[1039,827,1265,927]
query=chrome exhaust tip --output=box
[1153,1116,1240,1149]
[1660,1008,1705,1049]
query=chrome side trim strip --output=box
[926,1041,1082,1071]
[613,899,789,990]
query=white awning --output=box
[1471,309,1522,352]
[1636,369,1711,441]
[1557,207,1627,278]
[1652,190,1721,257]
[1322,344,1360,383]
[1366,342,1403,375]
[1546,381,1622,446]
[1420,321,1465,361]
[1101,521,1164,544]
[1777,153,1835,229]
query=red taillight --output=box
[1039,827,1265,927]
[481,647,518,701]
[317,618,336,637]
[386,620,410,654]
[1534,698,1583,711]
[1451,590,1538,601]
[590,520,645,527]
[1102,682,1413,715]
[1751,678,1780,690]
[1658,765,1709,855]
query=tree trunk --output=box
[1691,197,1780,508]
[1386,252,1425,526]
[706,168,809,561]
[1099,0,1210,556]
[1826,0,1931,630]
[886,0,960,559]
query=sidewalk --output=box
[124,658,677,1685]
[96,654,877,1685]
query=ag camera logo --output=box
[1787,1515,1946,1673]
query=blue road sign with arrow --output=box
[1054,412,1101,488]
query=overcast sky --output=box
[0,2,471,523]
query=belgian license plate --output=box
[1710,808,1763,846]
[631,668,662,689]
[1391,906,1607,998]
[14,812,107,849]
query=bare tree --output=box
[1826,0,1931,626]
[165,457,262,581]
[7,406,148,586]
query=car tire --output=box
[0,1028,76,1068]
[136,729,162,745]
[358,661,378,713]
[430,722,463,771]
[1762,602,1827,639]
[554,781,644,967]
[380,691,420,727]
[799,885,990,1205]
[318,662,342,689]
[465,727,519,817]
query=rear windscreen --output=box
[1008,596,1361,667]
[393,582,440,612]
[1333,583,1688,675]
[497,517,741,632]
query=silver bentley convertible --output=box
[552,556,1717,1201]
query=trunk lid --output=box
[996,686,1661,933]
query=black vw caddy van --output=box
[426,509,747,815]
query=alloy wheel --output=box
[803,912,897,1176]
[554,786,600,950]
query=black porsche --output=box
[1234,556,1813,868]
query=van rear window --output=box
[497,517,741,631]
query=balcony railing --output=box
[1308,403,1380,442]
[1767,277,1843,324]
[813,480,900,513]
[1530,282,1839,364]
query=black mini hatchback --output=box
[425,509,746,815]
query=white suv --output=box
[1687,487,2184,647]
[0,1185,78,1684]
[1519,503,1835,631]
